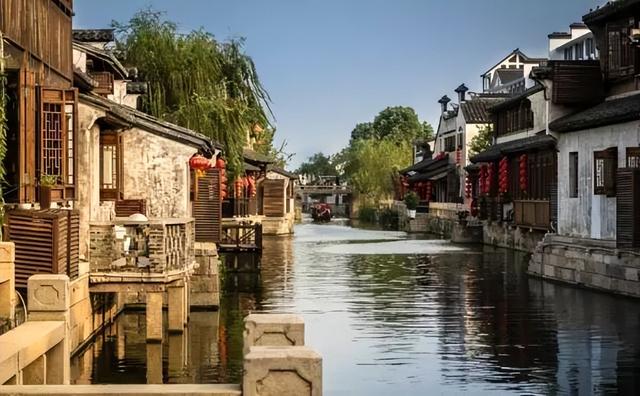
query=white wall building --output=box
[548,23,598,61]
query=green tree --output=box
[253,127,294,168]
[468,125,494,158]
[296,153,337,180]
[421,121,434,141]
[350,122,375,142]
[112,9,273,176]
[372,106,423,142]
[343,139,411,206]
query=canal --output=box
[72,220,640,395]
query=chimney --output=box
[454,84,469,103]
[438,95,451,114]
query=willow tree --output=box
[113,10,273,175]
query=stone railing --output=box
[89,218,195,273]
[428,202,464,220]
[0,243,16,335]
[0,274,70,385]
[0,313,322,395]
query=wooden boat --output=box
[311,203,332,222]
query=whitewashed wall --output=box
[556,120,640,240]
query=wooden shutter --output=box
[616,168,640,248]
[193,168,222,242]
[7,209,80,288]
[627,147,640,168]
[263,179,286,217]
[114,200,147,217]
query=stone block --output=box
[543,265,555,278]
[28,275,70,313]
[584,260,606,275]
[243,314,305,356]
[243,346,322,396]
[146,292,163,342]
[528,261,541,275]
[606,264,626,280]
[589,274,611,290]
[576,271,592,285]
[625,267,639,282]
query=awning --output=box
[470,134,556,163]
[399,157,438,175]
[549,93,640,133]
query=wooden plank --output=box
[262,179,285,217]
[193,168,222,242]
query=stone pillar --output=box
[243,314,305,356]
[168,283,187,333]
[243,346,322,396]
[0,242,15,327]
[168,332,188,383]
[191,242,220,309]
[27,274,71,385]
[146,292,163,342]
[146,343,163,384]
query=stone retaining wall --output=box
[483,222,546,253]
[529,234,640,298]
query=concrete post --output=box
[243,314,305,356]
[191,242,220,309]
[243,346,322,396]
[146,343,163,384]
[0,242,16,327]
[168,284,187,333]
[146,292,163,342]
[27,274,71,385]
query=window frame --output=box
[593,147,618,197]
[627,147,640,168]
[99,132,123,201]
[569,152,579,198]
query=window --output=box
[569,152,579,198]
[585,38,594,59]
[594,147,618,196]
[575,43,584,60]
[628,147,640,168]
[39,88,77,198]
[495,99,534,136]
[606,18,636,78]
[564,47,574,60]
[456,131,463,148]
[100,133,123,200]
[444,136,456,152]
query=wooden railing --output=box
[219,223,262,252]
[514,200,550,230]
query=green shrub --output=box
[378,207,399,230]
[403,191,419,210]
[358,206,377,223]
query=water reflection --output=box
[72,223,640,395]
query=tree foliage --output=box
[350,122,375,143]
[296,153,337,180]
[421,121,434,141]
[112,9,273,176]
[372,106,423,143]
[343,139,411,206]
[468,124,493,158]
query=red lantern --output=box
[190,155,211,171]
[479,165,487,195]
[456,148,462,165]
[465,176,472,199]
[215,158,226,169]
[425,181,432,202]
[234,178,244,198]
[487,163,495,194]
[248,175,257,197]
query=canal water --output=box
[72,219,640,395]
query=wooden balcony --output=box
[89,71,114,95]
[514,200,550,230]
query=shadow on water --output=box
[72,223,640,395]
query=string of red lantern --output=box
[499,156,508,194]
[464,176,472,199]
[519,154,528,193]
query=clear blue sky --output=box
[74,0,602,168]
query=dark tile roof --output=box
[73,69,98,91]
[243,148,275,164]
[496,68,524,84]
[244,162,261,172]
[570,22,588,29]
[268,166,298,179]
[548,32,572,39]
[470,134,556,163]
[408,161,455,183]
[583,0,640,24]
[481,49,547,77]
[73,41,128,79]
[126,82,148,95]
[461,97,507,123]
[488,84,545,112]
[79,93,222,153]
[400,157,438,174]
[549,93,640,133]
[73,29,115,43]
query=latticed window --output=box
[100,133,123,200]
[627,147,640,168]
[39,88,77,198]
[594,147,618,196]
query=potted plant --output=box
[404,191,419,219]
[39,174,64,209]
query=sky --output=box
[74,0,603,168]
